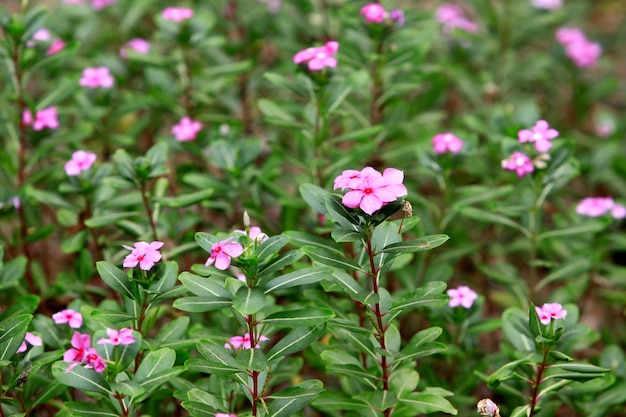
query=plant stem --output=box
[246,313,260,417]
[529,348,550,417]
[140,181,158,241]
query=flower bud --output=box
[477,399,500,417]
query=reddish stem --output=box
[529,349,550,417]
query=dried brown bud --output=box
[477,398,500,417]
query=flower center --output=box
[364,188,373,195]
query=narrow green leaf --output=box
[396,392,457,415]
[196,341,245,372]
[264,267,332,294]
[302,246,365,272]
[0,314,31,360]
[233,286,266,315]
[263,308,335,328]
[535,258,591,291]
[52,362,113,395]
[300,184,331,215]
[96,261,135,301]
[237,348,268,371]
[65,402,118,417]
[459,206,530,238]
[537,221,607,241]
[266,325,326,362]
[173,297,232,312]
[85,212,141,228]
[267,380,324,417]
[178,272,232,298]
[327,269,365,299]
[354,390,398,411]
[134,348,176,383]
[380,234,449,254]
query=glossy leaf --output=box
[264,267,332,294]
[266,325,326,362]
[96,261,135,301]
[380,234,449,254]
[262,308,335,328]
[233,286,266,315]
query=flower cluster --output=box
[23,107,59,131]
[293,41,339,71]
[64,151,97,176]
[556,27,601,69]
[64,332,106,373]
[436,4,478,33]
[576,197,626,219]
[518,120,559,153]
[123,241,164,271]
[432,132,464,154]
[225,333,269,350]
[172,117,203,142]
[79,67,114,89]
[120,38,151,59]
[360,3,404,26]
[162,7,193,22]
[447,286,478,309]
[501,152,534,178]
[52,309,83,328]
[535,303,567,325]
[334,167,407,215]
[206,239,244,270]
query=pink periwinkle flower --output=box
[64,150,97,176]
[436,4,478,33]
[432,132,464,154]
[120,38,150,59]
[215,414,237,417]
[576,197,626,219]
[92,0,116,10]
[535,303,567,325]
[501,152,534,178]
[338,167,407,215]
[52,309,83,328]
[122,241,164,270]
[27,28,50,46]
[84,349,106,373]
[162,7,193,22]
[206,239,244,270]
[531,0,562,10]
[79,67,114,89]
[63,332,92,370]
[293,41,339,71]
[518,120,559,153]
[556,28,601,69]
[447,286,478,309]
[22,107,59,131]
[234,226,268,243]
[360,3,386,23]
[17,332,43,353]
[98,328,135,345]
[47,38,66,56]
[171,117,203,142]
[225,333,269,350]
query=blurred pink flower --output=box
[206,239,244,270]
[436,4,478,33]
[234,226,268,243]
[27,28,50,46]
[98,328,135,345]
[530,0,562,9]
[23,107,59,131]
[79,67,114,89]
[63,0,86,3]
[390,9,405,26]
[556,28,601,68]
[447,286,477,308]
[555,28,586,45]
[225,333,269,350]
[47,38,66,55]
[63,332,92,371]
[501,152,534,178]
[259,0,280,13]
[293,41,339,71]
[360,3,386,23]
[172,117,202,142]
[215,414,237,417]
[340,167,407,215]
[518,120,559,153]
[65,150,97,176]
[122,241,164,270]
[595,120,615,138]
[92,0,116,10]
[162,7,193,22]
[576,197,626,219]
[611,204,626,219]
[120,38,151,58]
[84,349,106,373]
[535,303,567,325]
[17,332,43,353]
[432,132,464,154]
[53,309,83,328]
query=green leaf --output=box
[389,368,420,397]
[300,184,331,215]
[96,261,135,301]
[267,380,324,417]
[459,206,530,238]
[302,246,365,272]
[173,297,232,312]
[258,99,304,129]
[502,307,535,352]
[380,235,449,254]
[65,402,118,417]
[110,380,146,398]
[52,362,113,395]
[148,261,179,299]
[551,363,610,374]
[233,286,266,315]
[194,232,219,253]
[195,341,245,373]
[266,325,326,362]
[331,227,364,243]
[537,221,607,241]
[528,303,543,342]
[487,358,533,387]
[354,390,398,411]
[550,351,575,362]
[264,267,332,294]
[388,281,448,321]
[157,189,213,208]
[283,231,342,255]
[0,314,31,360]
[256,235,290,260]
[262,308,335,328]
[134,348,176,383]
[85,211,142,228]
[325,194,361,231]
[178,272,232,298]
[396,392,457,415]
[0,256,27,290]
[181,401,215,417]
[535,258,591,291]
[237,348,268,371]
[330,126,383,143]
[326,269,366,300]
[156,316,189,344]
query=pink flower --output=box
[79,67,114,89]
[47,38,66,55]
[215,414,237,417]
[501,152,534,178]
[17,332,43,353]
[436,4,478,33]
[64,150,97,176]
[531,0,562,9]
[432,132,464,154]
[595,120,615,138]
[339,167,407,215]
[518,120,559,153]
[84,348,106,373]
[556,28,601,69]
[390,9,405,26]
[576,197,625,219]
[120,38,151,59]
[360,3,386,23]
[611,204,626,219]
[63,332,92,370]
[162,7,193,22]
[205,239,244,270]
[23,107,59,131]
[122,241,164,270]
[225,333,269,350]
[92,0,116,10]
[535,303,567,325]
[447,286,478,309]
[234,226,268,243]
[171,117,203,142]
[97,328,135,345]
[293,41,339,71]
[27,28,50,46]
[52,309,83,328]
[259,0,280,13]
[555,28,586,45]
[63,0,86,4]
